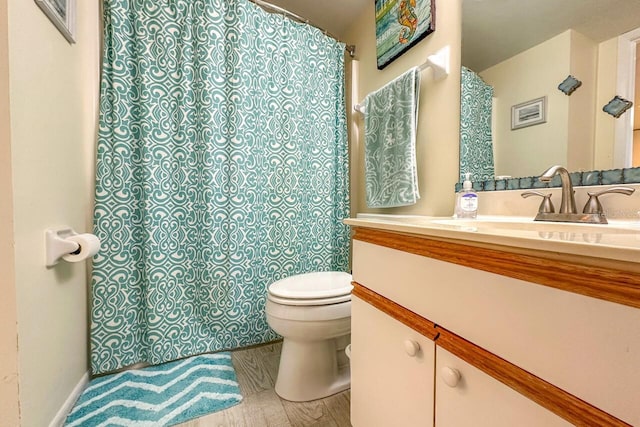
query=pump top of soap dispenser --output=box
[462,172,473,191]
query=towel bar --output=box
[353,46,450,114]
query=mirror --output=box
[460,0,640,184]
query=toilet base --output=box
[274,336,351,402]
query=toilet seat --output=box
[268,271,353,304]
[267,293,351,306]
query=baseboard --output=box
[49,371,89,427]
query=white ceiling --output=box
[262,0,369,40]
[463,0,640,72]
[259,0,640,73]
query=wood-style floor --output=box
[177,341,352,427]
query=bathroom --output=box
[1,0,639,426]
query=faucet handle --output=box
[582,187,635,214]
[521,191,555,213]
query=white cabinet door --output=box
[351,296,435,427]
[435,347,571,427]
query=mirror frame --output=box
[456,167,640,192]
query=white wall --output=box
[594,31,640,171]
[5,0,101,425]
[479,30,597,178]
[480,31,572,178]
[346,0,462,216]
[0,0,20,425]
[594,38,618,170]
[567,30,597,172]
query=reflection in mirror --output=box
[460,0,640,183]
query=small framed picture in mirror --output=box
[511,96,547,130]
[35,0,76,44]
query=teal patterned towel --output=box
[364,67,420,208]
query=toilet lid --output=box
[268,271,353,300]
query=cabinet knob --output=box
[441,366,461,387]
[404,339,420,357]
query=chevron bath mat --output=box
[65,352,242,426]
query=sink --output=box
[430,217,640,235]
[346,214,640,263]
[354,214,640,234]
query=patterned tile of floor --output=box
[176,341,351,427]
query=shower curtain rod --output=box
[248,0,356,58]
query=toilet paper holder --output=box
[45,227,81,267]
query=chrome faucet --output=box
[538,165,577,214]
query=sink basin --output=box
[346,214,640,263]
[430,217,640,235]
[353,214,640,235]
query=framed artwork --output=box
[375,0,435,70]
[35,0,76,44]
[511,96,547,130]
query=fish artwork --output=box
[375,0,434,69]
[397,0,418,44]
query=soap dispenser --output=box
[455,173,478,219]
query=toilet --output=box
[265,271,353,402]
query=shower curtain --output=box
[91,0,350,375]
[460,66,494,182]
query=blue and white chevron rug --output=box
[65,352,242,426]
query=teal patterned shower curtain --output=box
[91,0,350,375]
[460,67,494,182]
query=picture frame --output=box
[511,96,547,130]
[35,0,76,44]
[375,0,436,70]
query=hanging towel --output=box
[364,67,420,208]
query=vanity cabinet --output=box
[349,227,639,427]
[351,297,435,427]
[350,292,571,427]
